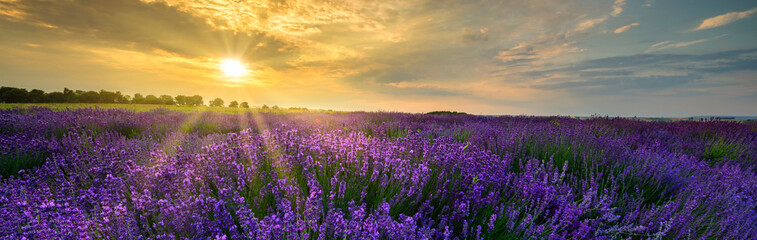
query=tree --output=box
[0,87,30,103]
[188,95,203,106]
[209,98,224,107]
[132,93,145,104]
[228,101,238,108]
[240,102,249,108]
[79,91,100,103]
[159,95,175,105]
[29,89,45,103]
[175,95,187,105]
[261,104,269,110]
[45,91,66,103]
[117,92,129,103]
[63,88,75,102]
[0,85,216,106]
[272,105,279,110]
[144,95,161,104]
[74,90,86,102]
[98,90,120,103]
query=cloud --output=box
[0,0,27,22]
[614,22,639,34]
[523,48,757,96]
[494,0,629,78]
[573,48,757,72]
[642,0,655,7]
[650,41,671,48]
[461,27,489,42]
[658,39,709,50]
[138,0,410,47]
[4,0,620,103]
[534,74,702,93]
[140,0,361,36]
[348,68,420,84]
[610,0,626,16]
[578,70,634,78]
[572,0,625,32]
[575,16,609,32]
[342,68,462,97]
[496,36,582,68]
[651,34,727,51]
[692,7,757,31]
[4,0,754,116]
[0,0,314,71]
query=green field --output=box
[0,103,332,114]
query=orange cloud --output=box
[693,7,757,31]
[610,0,626,16]
[614,22,639,34]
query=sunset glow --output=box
[0,0,755,116]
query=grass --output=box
[0,152,49,178]
[702,139,741,165]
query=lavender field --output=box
[1,107,756,239]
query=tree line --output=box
[0,86,250,108]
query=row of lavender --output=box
[0,107,755,239]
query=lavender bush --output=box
[1,107,755,239]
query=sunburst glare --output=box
[219,59,248,78]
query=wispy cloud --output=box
[650,41,671,48]
[614,22,639,34]
[0,0,27,22]
[573,0,627,32]
[651,34,728,51]
[658,39,710,50]
[575,16,609,32]
[527,48,757,96]
[496,36,582,69]
[611,0,626,16]
[692,7,757,31]
[534,74,702,94]
[499,0,625,74]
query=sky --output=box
[1,0,756,117]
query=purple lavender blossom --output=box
[0,107,755,239]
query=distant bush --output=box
[426,111,468,115]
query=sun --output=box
[220,59,247,77]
